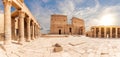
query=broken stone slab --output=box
[53,43,63,52]
[68,42,86,46]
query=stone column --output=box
[94,27,96,38]
[12,18,16,40]
[37,27,39,37]
[39,27,41,37]
[36,26,38,38]
[32,22,34,40]
[18,10,25,44]
[91,28,93,37]
[99,27,101,38]
[37,26,39,37]
[116,27,118,38]
[104,27,106,38]
[3,0,12,45]
[118,28,120,38]
[110,27,112,38]
[34,24,36,39]
[26,17,31,42]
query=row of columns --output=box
[3,0,40,45]
[91,27,120,38]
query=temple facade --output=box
[86,26,120,38]
[1,0,41,45]
[50,15,85,35]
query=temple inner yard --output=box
[1,35,120,57]
[1,0,120,57]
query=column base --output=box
[18,38,24,45]
[4,40,11,45]
[31,37,35,40]
[26,39,31,42]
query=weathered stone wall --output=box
[72,17,85,35]
[65,24,73,34]
[50,15,85,35]
[1,0,41,45]
[50,15,67,34]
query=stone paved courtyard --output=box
[1,35,120,57]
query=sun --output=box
[100,14,115,26]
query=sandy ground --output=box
[1,35,120,57]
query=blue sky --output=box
[0,0,120,33]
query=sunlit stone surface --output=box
[1,35,120,57]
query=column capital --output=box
[18,10,25,18]
[32,21,34,25]
[26,16,31,23]
[3,0,12,6]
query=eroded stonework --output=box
[86,26,120,38]
[0,0,41,45]
[50,15,85,35]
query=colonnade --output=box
[3,0,40,45]
[90,26,120,38]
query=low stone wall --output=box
[41,34,68,38]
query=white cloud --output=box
[57,0,84,23]
[27,0,120,33]
[85,5,120,31]
[0,0,3,13]
[98,6,120,25]
[28,0,54,34]
[41,0,49,3]
[58,0,75,15]
[62,0,120,31]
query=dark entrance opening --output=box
[80,29,83,35]
[59,29,61,35]
[69,28,72,33]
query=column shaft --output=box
[99,27,101,38]
[116,27,118,38]
[37,27,39,37]
[104,27,106,38]
[26,17,30,42]
[94,28,96,38]
[3,0,12,45]
[110,27,112,38]
[34,25,36,38]
[12,18,16,40]
[18,10,25,44]
[32,22,34,40]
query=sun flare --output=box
[100,14,115,26]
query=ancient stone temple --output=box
[1,0,41,45]
[50,14,85,35]
[86,26,120,38]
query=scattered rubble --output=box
[53,43,63,52]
